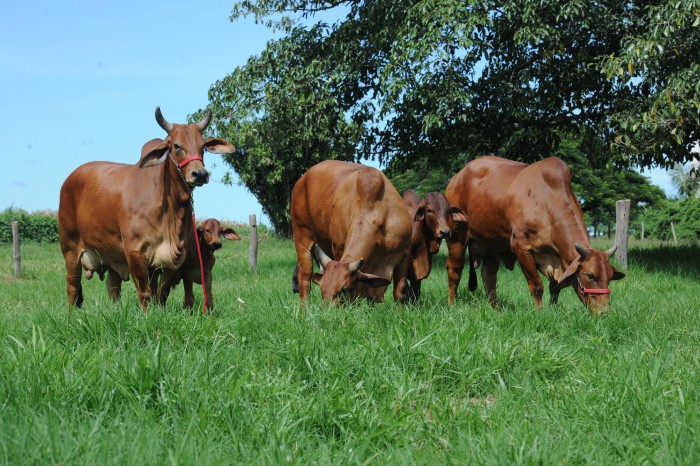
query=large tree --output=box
[207,0,699,233]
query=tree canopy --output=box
[206,0,699,233]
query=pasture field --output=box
[1,237,699,465]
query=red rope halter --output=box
[191,213,208,314]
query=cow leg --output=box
[182,274,195,309]
[203,270,214,310]
[106,267,122,302]
[392,255,411,304]
[64,255,83,309]
[294,243,314,303]
[154,268,183,308]
[481,253,500,307]
[126,254,152,311]
[291,263,300,293]
[549,281,561,305]
[513,249,544,308]
[446,234,467,304]
[410,279,422,302]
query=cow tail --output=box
[468,242,477,292]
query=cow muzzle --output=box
[188,168,210,187]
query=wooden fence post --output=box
[12,221,21,277]
[614,200,630,270]
[641,220,645,240]
[248,214,258,270]
[670,222,677,245]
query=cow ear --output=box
[355,272,391,288]
[552,257,581,292]
[222,228,241,241]
[140,138,169,168]
[312,272,323,285]
[204,138,237,154]
[414,202,426,222]
[611,268,625,281]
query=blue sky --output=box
[0,0,677,226]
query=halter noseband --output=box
[576,275,611,296]
[178,155,204,168]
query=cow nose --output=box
[211,242,222,251]
[439,229,450,239]
[191,169,209,185]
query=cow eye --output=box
[174,144,183,151]
[584,272,595,281]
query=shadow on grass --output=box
[629,244,700,277]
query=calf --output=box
[155,218,240,310]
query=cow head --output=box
[402,190,430,280]
[198,218,241,251]
[311,245,390,302]
[139,107,236,189]
[553,244,625,314]
[423,192,468,254]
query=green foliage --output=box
[0,208,59,244]
[639,197,700,240]
[203,25,363,237]
[223,0,700,180]
[600,1,700,166]
[555,136,666,235]
[1,240,700,464]
[669,161,700,199]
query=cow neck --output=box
[160,154,194,248]
[339,214,376,267]
[166,151,194,205]
[555,202,592,266]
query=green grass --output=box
[1,238,699,465]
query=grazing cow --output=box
[154,218,240,310]
[58,108,236,310]
[444,156,624,314]
[291,160,412,303]
[397,190,468,300]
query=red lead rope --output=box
[191,212,208,314]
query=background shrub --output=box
[637,198,700,241]
[0,208,59,244]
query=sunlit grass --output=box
[1,238,699,464]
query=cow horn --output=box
[195,108,212,131]
[605,245,618,258]
[314,244,333,268]
[349,258,365,273]
[155,107,173,133]
[575,243,590,259]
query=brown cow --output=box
[397,190,468,300]
[291,160,412,303]
[153,218,240,310]
[396,189,430,301]
[445,156,624,314]
[58,108,236,310]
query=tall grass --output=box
[1,238,699,464]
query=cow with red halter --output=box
[58,108,236,311]
[444,156,624,314]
